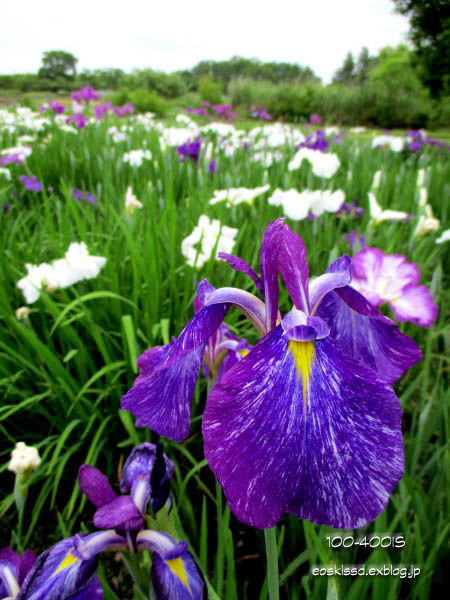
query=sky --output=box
[0,0,410,83]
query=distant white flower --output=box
[181,216,238,268]
[58,125,78,134]
[436,229,450,244]
[0,167,11,180]
[413,205,440,237]
[15,306,30,319]
[269,188,345,221]
[107,126,127,143]
[349,127,366,133]
[251,150,282,167]
[418,187,428,207]
[8,442,41,475]
[17,135,35,145]
[200,122,236,137]
[371,170,383,190]
[123,149,152,167]
[288,148,340,178]
[16,242,107,304]
[209,185,270,207]
[249,123,305,149]
[125,187,143,217]
[176,114,197,128]
[368,192,409,224]
[1,145,32,162]
[416,168,426,187]
[372,135,405,152]
[324,126,339,136]
[159,127,197,148]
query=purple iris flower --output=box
[296,129,329,152]
[208,158,216,173]
[177,137,202,163]
[310,113,322,125]
[40,101,65,115]
[66,113,89,129]
[122,219,422,529]
[342,232,366,251]
[3,203,10,213]
[336,200,365,219]
[250,106,272,121]
[72,86,99,103]
[213,104,237,122]
[1,154,24,166]
[0,540,102,600]
[70,188,98,206]
[200,100,211,107]
[19,175,42,192]
[113,103,135,117]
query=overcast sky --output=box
[1,0,410,83]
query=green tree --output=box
[392,0,450,96]
[355,47,374,84]
[332,52,356,85]
[38,50,78,80]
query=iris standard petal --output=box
[121,302,229,441]
[78,465,117,508]
[260,219,285,331]
[218,252,264,294]
[317,287,422,384]
[278,223,309,311]
[308,255,352,314]
[203,326,404,529]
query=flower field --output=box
[0,96,448,599]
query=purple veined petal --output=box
[78,465,117,508]
[136,345,171,383]
[260,219,285,331]
[218,252,264,295]
[122,302,229,441]
[203,326,404,529]
[278,223,309,312]
[281,309,329,340]
[137,531,205,600]
[93,496,144,530]
[204,287,267,335]
[389,284,438,328]
[193,278,216,311]
[74,531,128,560]
[18,550,37,585]
[120,443,175,492]
[16,537,99,600]
[308,255,352,315]
[130,473,151,515]
[71,576,104,599]
[317,288,422,384]
[0,560,19,598]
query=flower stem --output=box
[264,527,280,600]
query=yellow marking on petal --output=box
[288,340,315,416]
[167,557,192,596]
[52,549,78,575]
[239,349,249,358]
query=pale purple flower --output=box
[66,113,89,129]
[351,248,438,327]
[70,188,98,206]
[19,175,42,192]
[310,113,322,125]
[40,101,65,115]
[72,86,99,103]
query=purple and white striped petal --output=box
[203,326,404,529]
[317,287,422,384]
[74,531,127,560]
[121,302,229,441]
[78,465,117,508]
[137,532,205,600]
[389,285,438,327]
[93,496,144,531]
[203,287,267,335]
[260,219,285,331]
[278,223,309,312]
[16,537,101,600]
[308,255,352,315]
[218,252,264,294]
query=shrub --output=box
[197,75,222,105]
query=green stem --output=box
[264,527,280,600]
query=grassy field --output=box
[0,104,448,599]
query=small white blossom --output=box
[288,148,340,178]
[125,187,143,217]
[269,188,345,221]
[181,216,238,268]
[15,306,30,319]
[0,167,11,180]
[436,229,450,244]
[8,442,41,475]
[418,187,428,207]
[123,149,152,167]
[371,170,383,190]
[372,135,406,152]
[368,192,409,224]
[209,185,270,207]
[413,205,440,237]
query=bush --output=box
[197,75,222,105]
[129,88,168,116]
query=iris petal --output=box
[203,326,404,529]
[317,287,422,384]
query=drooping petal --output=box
[78,465,117,508]
[389,285,438,327]
[278,223,309,311]
[74,531,127,560]
[260,219,285,331]
[137,532,206,600]
[218,252,264,295]
[135,345,171,384]
[203,326,404,529]
[93,496,144,531]
[317,287,422,384]
[121,302,229,442]
[16,537,100,600]
[308,255,352,314]
[204,287,267,335]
